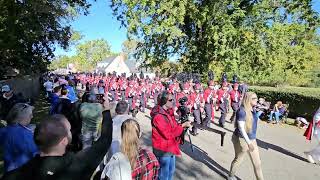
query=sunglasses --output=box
[168,99,174,102]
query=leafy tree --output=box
[0,0,92,78]
[111,0,320,86]
[50,39,114,72]
[121,39,138,60]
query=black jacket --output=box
[2,110,113,180]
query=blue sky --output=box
[54,0,127,56]
[54,0,320,56]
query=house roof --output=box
[99,56,117,64]
[96,56,154,74]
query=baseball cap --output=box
[1,85,11,93]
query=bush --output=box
[249,86,320,120]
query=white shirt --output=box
[43,81,53,92]
[110,114,132,156]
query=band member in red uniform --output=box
[109,76,118,102]
[229,83,241,123]
[119,73,127,101]
[203,80,217,127]
[145,79,151,107]
[138,80,147,112]
[218,82,230,128]
[152,78,161,106]
[126,81,137,113]
[190,83,204,136]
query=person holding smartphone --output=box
[228,92,264,180]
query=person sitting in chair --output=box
[268,101,286,124]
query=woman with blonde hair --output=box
[228,92,264,180]
[121,119,160,180]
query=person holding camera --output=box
[151,91,191,180]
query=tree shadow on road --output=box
[211,122,234,133]
[180,141,242,180]
[256,139,308,163]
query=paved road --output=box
[136,106,320,180]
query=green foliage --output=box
[0,0,92,78]
[250,86,320,120]
[111,0,320,86]
[122,39,138,61]
[49,39,114,72]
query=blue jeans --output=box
[269,111,281,122]
[256,111,263,119]
[157,155,176,180]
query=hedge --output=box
[249,86,320,120]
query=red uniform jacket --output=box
[229,90,241,103]
[109,79,118,91]
[217,89,230,104]
[190,92,204,110]
[151,106,184,155]
[203,88,217,104]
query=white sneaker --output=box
[304,152,315,164]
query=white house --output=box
[96,55,155,78]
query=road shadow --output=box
[180,141,242,180]
[256,139,308,163]
[211,122,234,133]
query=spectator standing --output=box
[109,101,132,156]
[228,92,264,180]
[121,119,160,180]
[0,85,20,120]
[0,103,38,172]
[43,79,54,98]
[66,80,78,103]
[49,86,61,115]
[79,87,104,149]
[151,91,191,180]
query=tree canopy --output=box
[111,0,320,86]
[50,39,115,72]
[0,0,92,78]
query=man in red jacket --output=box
[151,91,191,180]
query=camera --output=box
[177,97,189,123]
[178,96,188,106]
